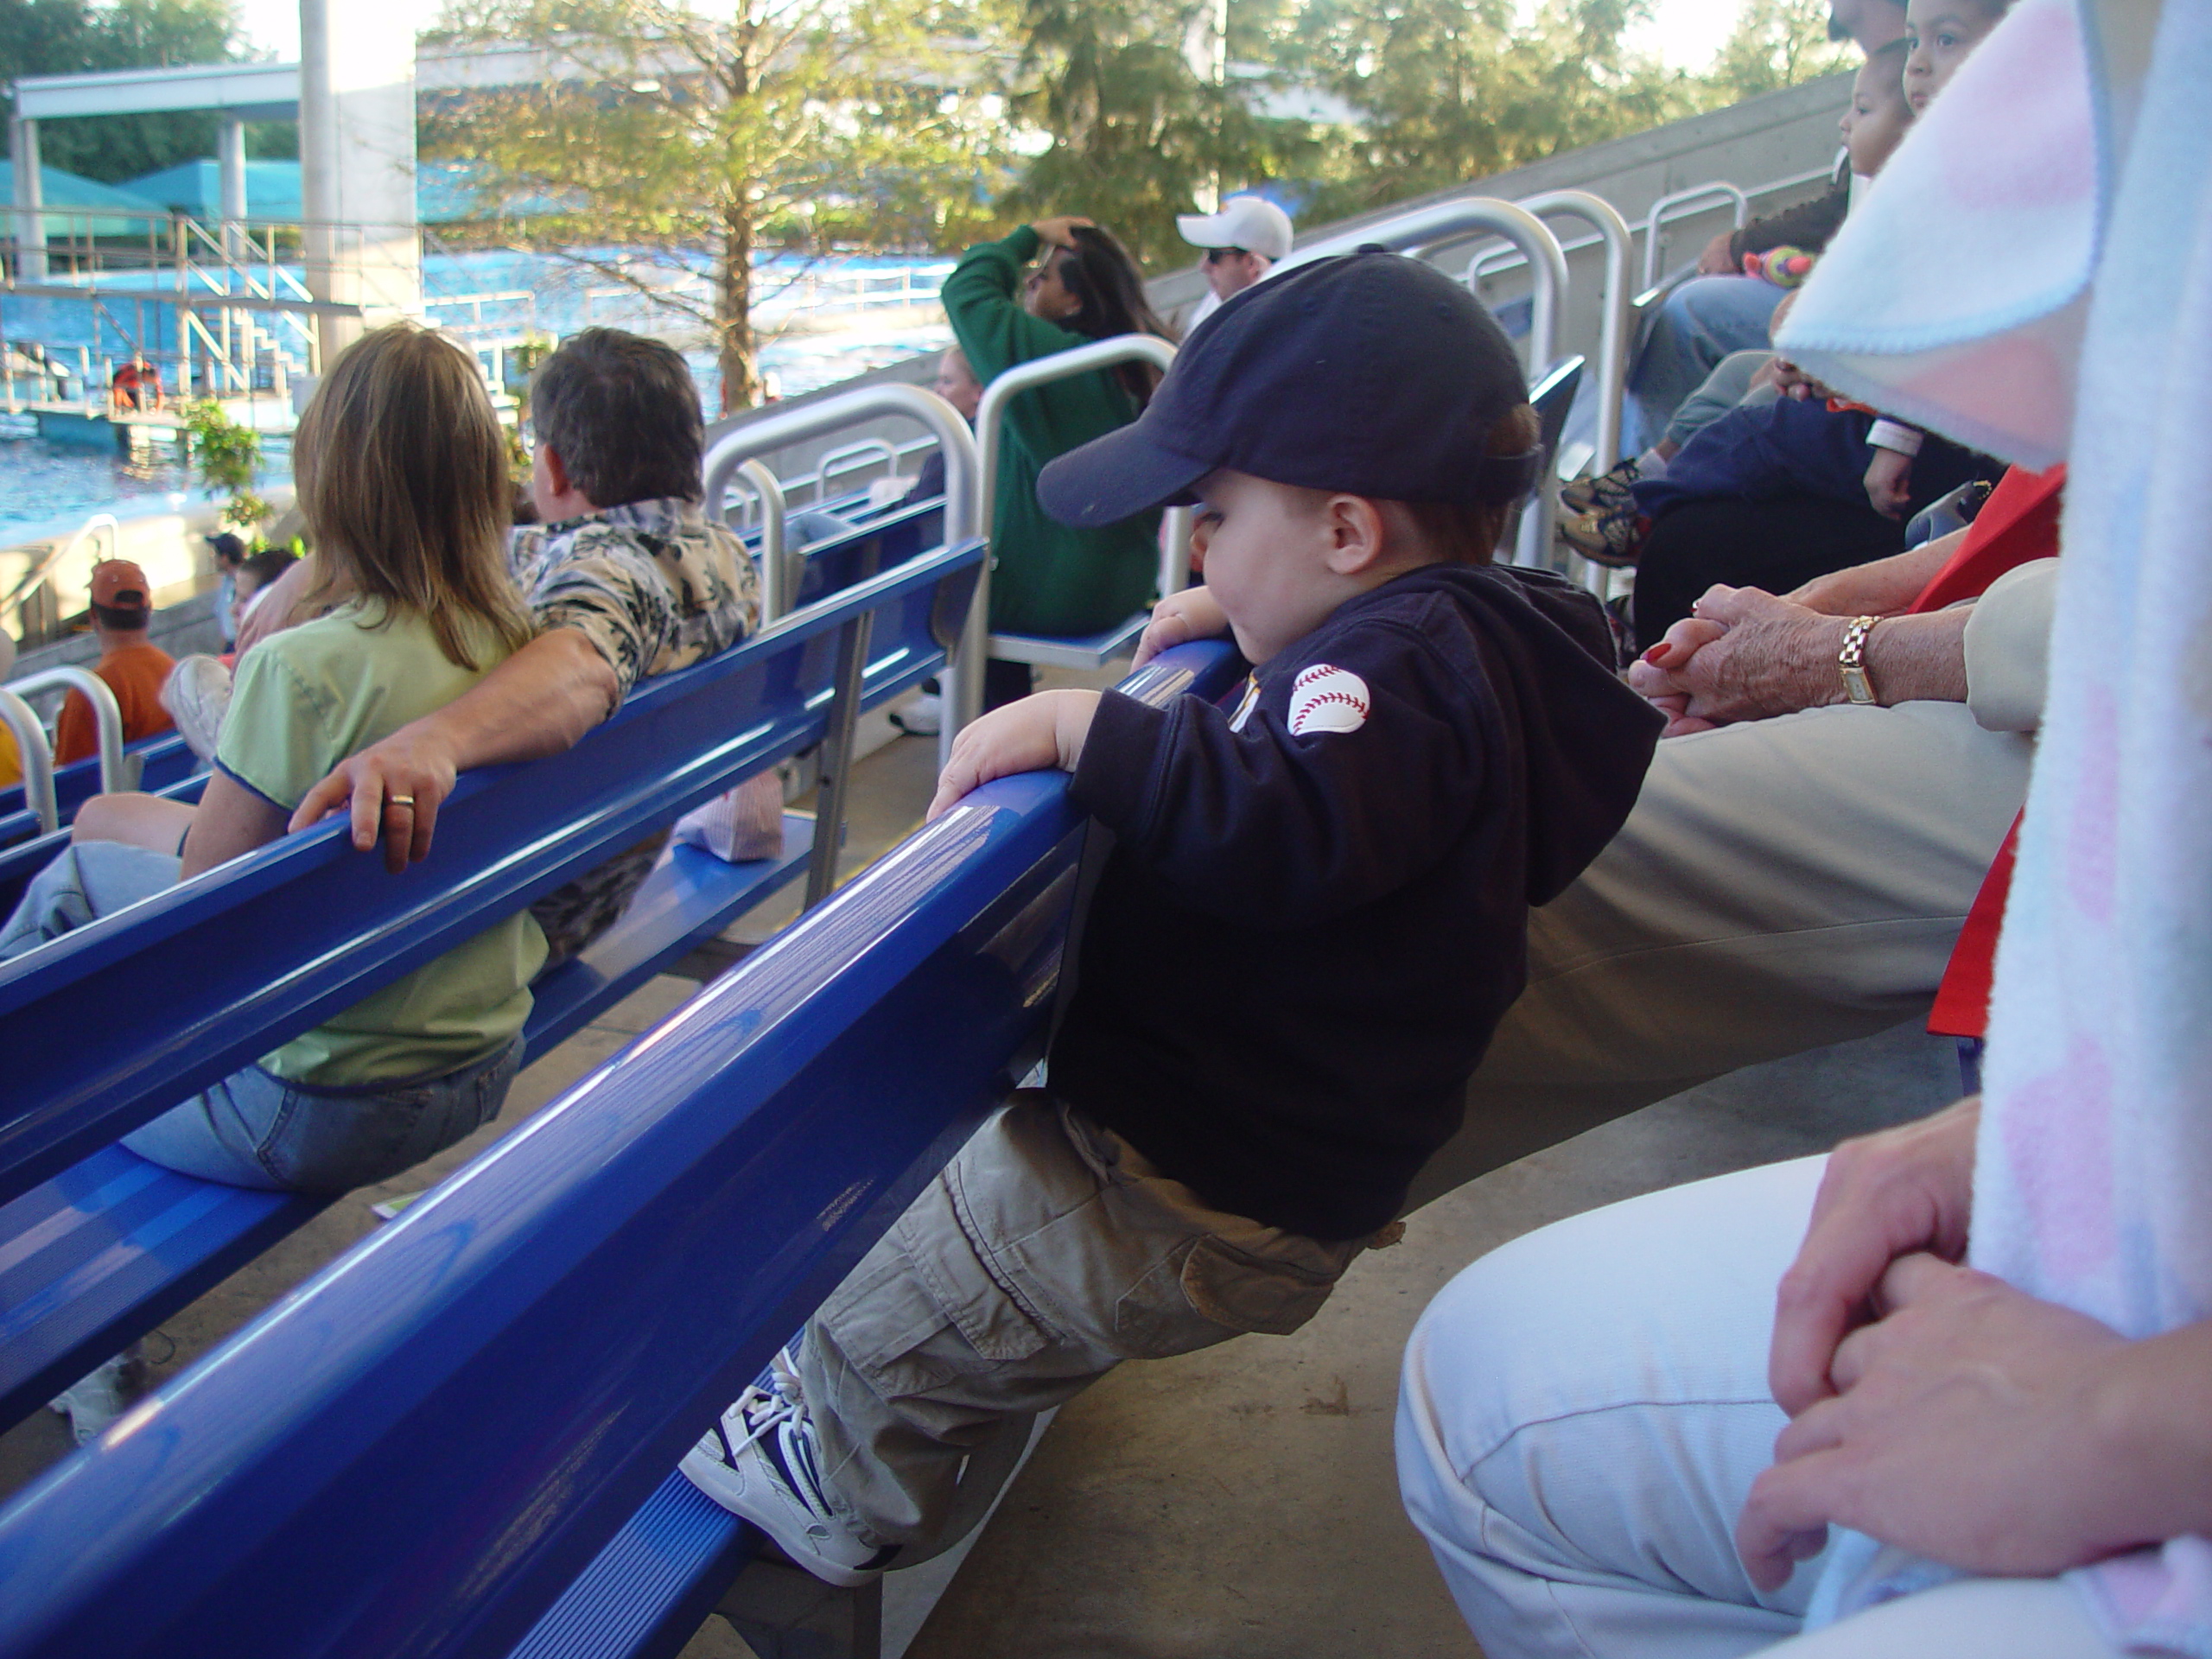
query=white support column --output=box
[218,113,248,262]
[298,0,342,364]
[10,116,46,283]
[298,0,421,365]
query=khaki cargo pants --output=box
[796,1092,1376,1549]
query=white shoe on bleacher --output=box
[678,1347,899,1586]
[889,691,942,737]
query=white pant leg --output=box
[1396,1157,1828,1659]
[1763,1576,2117,1658]
[1406,702,2029,1208]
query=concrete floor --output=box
[1,692,1971,1659]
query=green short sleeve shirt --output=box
[217,601,549,1084]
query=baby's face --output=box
[1904,0,2004,113]
[1845,66,1913,177]
[1187,471,1349,666]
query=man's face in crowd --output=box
[1203,246,1272,302]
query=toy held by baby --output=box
[1742,246,1815,287]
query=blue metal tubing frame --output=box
[0,540,983,1206]
[0,639,1242,1659]
[0,733,199,849]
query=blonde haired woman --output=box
[3,324,547,1192]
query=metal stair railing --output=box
[1,512,118,646]
[702,381,981,770]
[1639,181,1751,292]
[3,668,130,814]
[964,334,1192,744]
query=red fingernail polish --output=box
[1643,644,1667,663]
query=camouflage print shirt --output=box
[509,496,760,698]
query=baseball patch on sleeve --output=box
[1287,664,1370,736]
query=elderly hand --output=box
[1028,216,1096,250]
[287,723,461,874]
[1739,1251,2129,1590]
[1625,586,1848,728]
[1134,586,1230,666]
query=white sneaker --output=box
[889,691,941,737]
[678,1349,898,1586]
[49,1351,133,1445]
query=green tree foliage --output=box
[424,0,1012,410]
[0,0,288,185]
[1275,0,1694,218]
[998,0,1315,268]
[1707,0,1854,100]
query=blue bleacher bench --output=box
[0,639,1243,1659]
[0,538,983,1432]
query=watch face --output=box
[1841,665,1874,704]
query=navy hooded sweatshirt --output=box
[1052,563,1662,1241]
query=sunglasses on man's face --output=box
[1203,246,1249,264]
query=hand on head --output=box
[1027,215,1096,250]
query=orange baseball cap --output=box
[90,559,151,611]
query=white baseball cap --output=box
[1176,194,1294,262]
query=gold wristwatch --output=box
[1838,614,1881,705]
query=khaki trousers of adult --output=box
[797,1093,1370,1549]
[1407,699,2034,1207]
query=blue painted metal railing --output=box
[0,538,983,1206]
[0,639,1241,1659]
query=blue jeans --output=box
[1662,348,1777,450]
[2,841,523,1192]
[1626,276,1786,453]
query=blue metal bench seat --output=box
[0,821,817,1433]
[0,639,1240,1659]
[0,730,200,852]
[0,541,983,1436]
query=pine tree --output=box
[426,0,1013,410]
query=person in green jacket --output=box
[943,215,1177,706]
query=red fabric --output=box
[1907,462,2065,615]
[54,641,175,765]
[1929,811,2022,1039]
[1919,463,2066,1040]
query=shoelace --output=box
[717,1348,805,1463]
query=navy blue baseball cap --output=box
[1037,246,1541,527]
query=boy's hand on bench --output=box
[927,690,1101,821]
[1135,586,1230,666]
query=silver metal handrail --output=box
[0,511,118,633]
[703,384,978,548]
[964,333,1184,752]
[736,459,791,625]
[1640,182,1750,290]
[0,688,56,836]
[813,438,899,503]
[6,665,130,798]
[1279,198,1571,380]
[1516,191,1635,476]
[702,382,982,817]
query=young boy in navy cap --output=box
[680,248,1662,1582]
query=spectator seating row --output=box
[0,637,1244,1659]
[0,532,984,1433]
